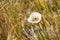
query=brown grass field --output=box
[0,0,60,40]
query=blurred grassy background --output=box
[0,0,60,40]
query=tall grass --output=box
[0,0,60,40]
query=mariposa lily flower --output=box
[27,12,41,23]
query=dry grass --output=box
[0,0,60,40]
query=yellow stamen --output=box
[32,16,39,21]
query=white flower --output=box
[27,12,41,23]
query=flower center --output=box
[32,16,39,21]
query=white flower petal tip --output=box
[27,12,42,24]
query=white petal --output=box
[27,12,41,23]
[27,17,32,23]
